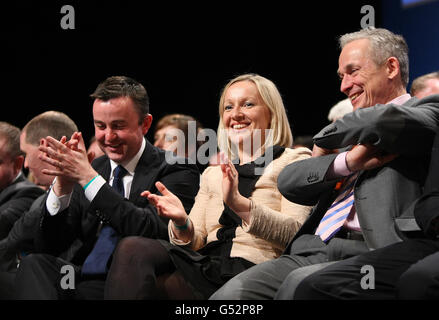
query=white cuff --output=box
[46,188,72,216]
[84,175,106,202]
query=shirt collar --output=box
[13,171,23,182]
[109,137,146,177]
[387,93,411,106]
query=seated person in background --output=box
[210,27,439,300]
[293,99,353,152]
[0,111,78,299]
[410,71,439,99]
[103,73,313,300]
[14,75,200,300]
[153,113,208,172]
[87,135,105,160]
[0,121,44,240]
[327,98,353,123]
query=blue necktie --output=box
[81,165,127,277]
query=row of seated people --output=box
[1,27,439,300]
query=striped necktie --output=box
[315,172,358,242]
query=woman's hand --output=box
[141,181,188,226]
[220,154,240,207]
[220,153,251,224]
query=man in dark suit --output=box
[0,122,45,240]
[0,121,45,295]
[14,76,200,299]
[0,111,78,299]
[293,123,439,300]
[210,28,439,300]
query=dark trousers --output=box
[398,248,439,299]
[0,270,16,299]
[210,234,369,300]
[294,238,439,299]
[14,253,105,300]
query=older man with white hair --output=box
[210,27,439,300]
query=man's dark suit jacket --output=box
[34,140,200,266]
[278,95,439,251]
[0,194,46,272]
[412,125,439,238]
[0,175,44,241]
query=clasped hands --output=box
[38,132,98,196]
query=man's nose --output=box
[105,129,117,141]
[340,74,353,95]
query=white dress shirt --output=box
[46,138,146,215]
[327,94,412,231]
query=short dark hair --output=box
[0,121,23,159]
[90,76,150,124]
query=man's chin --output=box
[106,152,126,163]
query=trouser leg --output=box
[397,246,439,299]
[274,261,337,300]
[15,253,77,300]
[294,239,439,299]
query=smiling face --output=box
[93,96,151,164]
[338,38,398,110]
[222,80,271,151]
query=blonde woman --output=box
[104,74,312,299]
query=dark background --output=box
[2,0,439,146]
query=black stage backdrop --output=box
[1,0,382,145]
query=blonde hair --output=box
[217,74,293,158]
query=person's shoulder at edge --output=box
[279,146,312,165]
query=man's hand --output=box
[345,144,399,172]
[312,144,338,157]
[39,132,98,195]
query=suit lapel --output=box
[129,141,164,205]
[92,155,112,182]
[91,142,164,206]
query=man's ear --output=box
[141,114,153,135]
[39,138,48,148]
[13,155,25,176]
[386,57,400,81]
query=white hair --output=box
[328,98,353,122]
[339,27,409,88]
